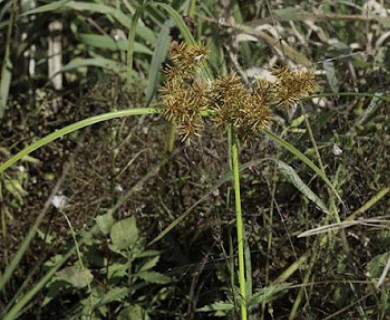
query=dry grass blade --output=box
[298,218,390,238]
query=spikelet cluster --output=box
[271,66,317,106]
[160,42,317,142]
[160,42,209,142]
[210,74,272,138]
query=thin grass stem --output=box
[230,126,247,320]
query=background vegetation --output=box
[0,0,389,319]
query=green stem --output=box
[230,126,247,320]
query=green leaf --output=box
[118,304,150,320]
[110,216,138,250]
[107,262,129,279]
[134,250,160,259]
[263,129,345,207]
[144,20,171,105]
[198,301,234,316]
[367,252,390,278]
[355,92,383,125]
[323,61,339,93]
[96,212,115,234]
[137,271,170,284]
[139,256,160,272]
[21,0,71,15]
[249,283,292,305]
[274,160,328,214]
[56,265,93,288]
[0,57,12,118]
[98,287,128,305]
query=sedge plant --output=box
[158,41,317,319]
[0,40,343,319]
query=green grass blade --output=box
[126,2,196,87]
[263,129,345,207]
[59,57,125,75]
[20,0,70,15]
[23,1,156,43]
[153,3,196,44]
[144,20,171,105]
[273,159,329,214]
[0,57,12,119]
[0,0,17,119]
[0,108,163,174]
[126,3,148,87]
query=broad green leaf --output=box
[137,271,170,284]
[274,160,328,214]
[108,262,129,279]
[56,265,93,288]
[96,212,115,234]
[139,256,160,272]
[118,304,150,320]
[98,287,128,305]
[110,216,138,250]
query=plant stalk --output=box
[230,126,247,320]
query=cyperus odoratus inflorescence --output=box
[160,41,317,142]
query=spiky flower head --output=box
[210,74,272,138]
[164,41,209,83]
[160,42,317,143]
[272,66,317,106]
[160,42,209,143]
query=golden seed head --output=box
[272,66,318,107]
[160,43,210,142]
[210,73,273,137]
[160,44,317,143]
